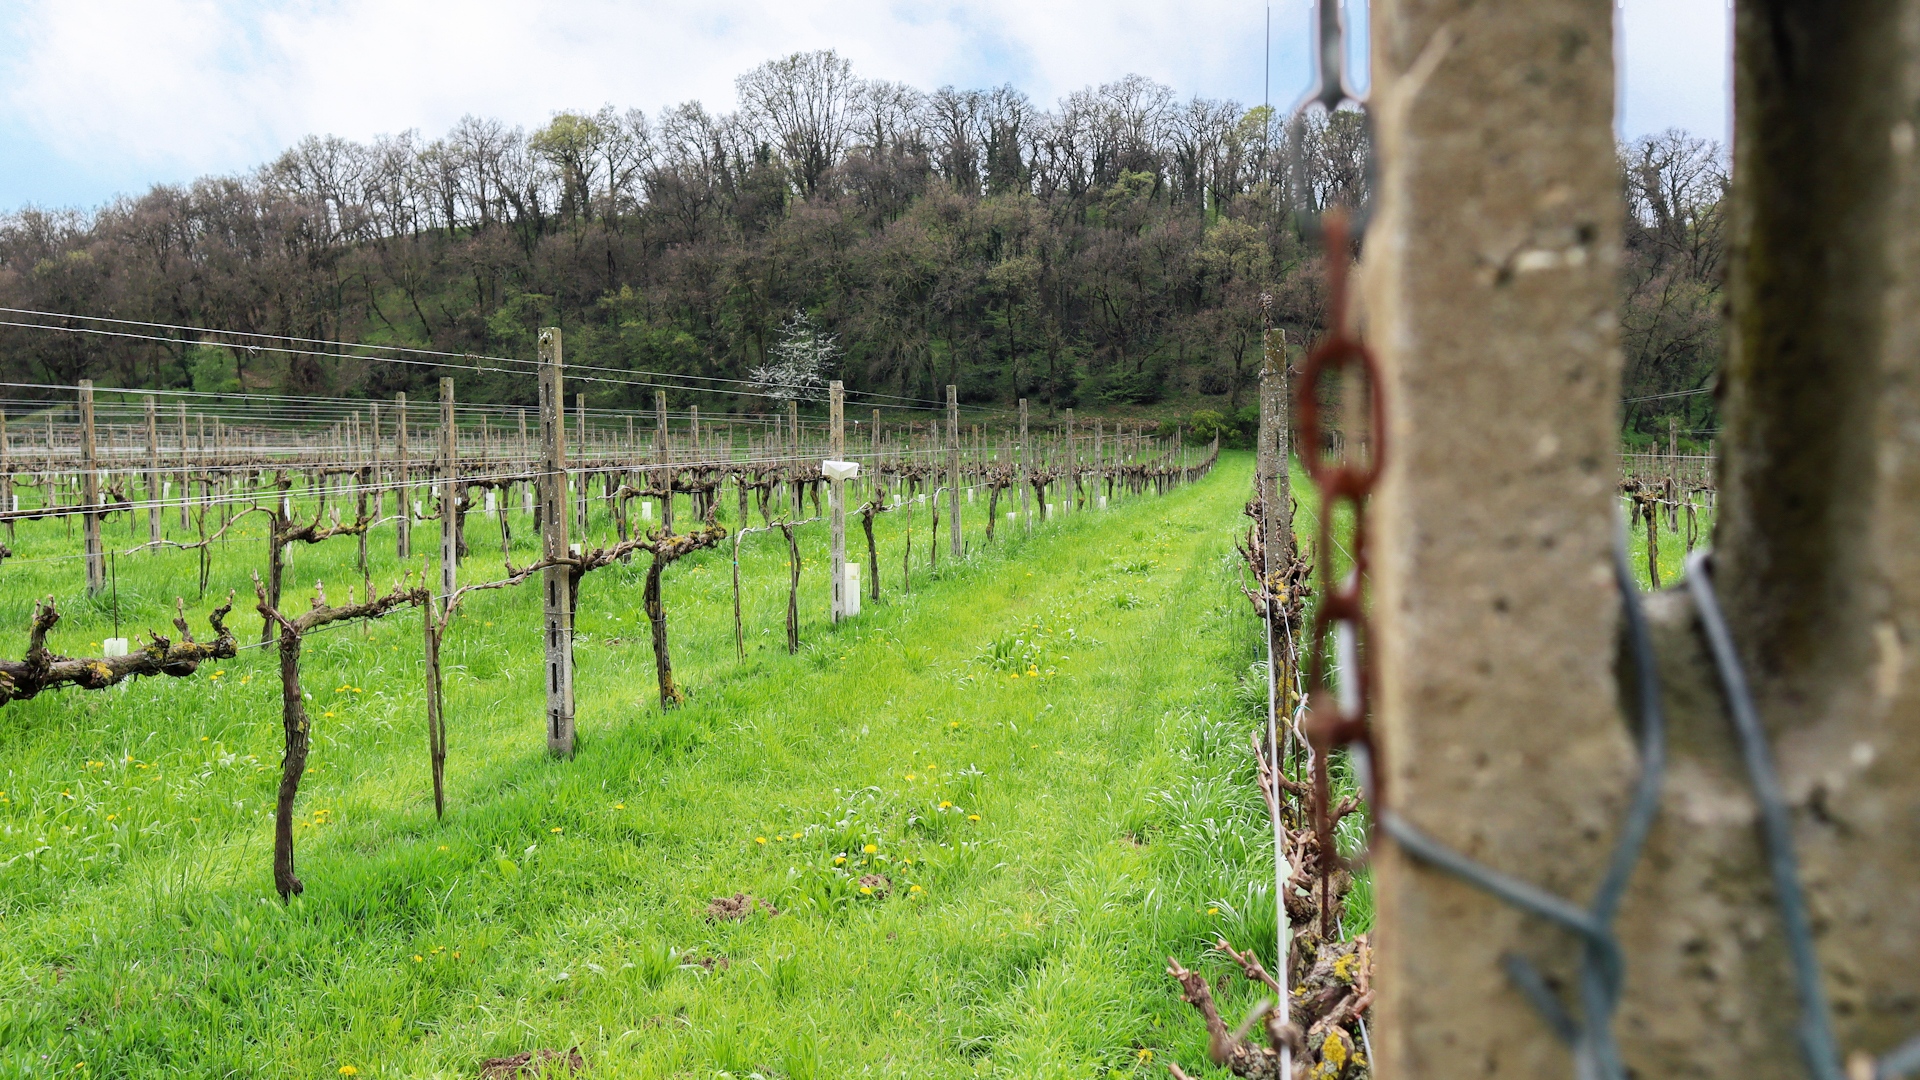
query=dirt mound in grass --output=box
[479,1046,585,1078]
[704,892,777,921]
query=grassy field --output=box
[0,452,1300,1079]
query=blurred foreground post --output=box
[1365,0,1631,1075]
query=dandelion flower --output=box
[909,884,924,894]
[967,814,981,822]
[550,827,563,834]
[105,814,117,822]
[833,855,846,865]
[902,858,914,866]
[859,886,873,895]
[200,736,208,741]
[452,951,460,959]
[437,845,449,852]
[1138,1049,1154,1063]
[775,834,788,842]
[862,843,877,854]
[755,836,768,844]
[938,801,952,809]
[1207,907,1219,915]
[612,803,625,810]
[905,774,916,781]
[339,1068,358,1077]
[412,954,424,963]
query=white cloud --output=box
[1619,0,1731,145]
[0,0,1727,208]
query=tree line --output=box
[0,50,1720,442]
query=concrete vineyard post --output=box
[948,385,961,556]
[1094,419,1105,509]
[538,328,575,757]
[176,402,189,530]
[369,403,382,521]
[1609,2,1920,1073]
[829,381,847,623]
[1258,325,1291,560]
[1062,408,1077,512]
[575,393,588,535]
[396,393,411,559]
[439,380,457,605]
[80,381,103,595]
[1018,399,1030,533]
[656,390,672,533]
[144,396,161,548]
[1365,0,1632,1075]
[1,410,10,537]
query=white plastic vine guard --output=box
[821,459,860,481]
[843,563,861,616]
[102,638,130,658]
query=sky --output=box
[0,0,1730,213]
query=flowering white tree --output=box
[751,310,838,402]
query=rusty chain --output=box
[1293,207,1385,940]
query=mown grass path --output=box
[0,455,1276,1079]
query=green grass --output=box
[0,455,1288,1079]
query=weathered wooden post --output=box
[828,381,848,623]
[1613,3,1920,1075]
[439,380,457,603]
[395,393,411,559]
[79,381,104,595]
[948,385,962,555]
[143,396,161,547]
[539,329,575,757]
[1365,0,1633,1075]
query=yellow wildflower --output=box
[909,884,924,894]
[862,844,877,854]
[1207,907,1219,915]
[859,886,873,895]
[549,827,563,834]
[967,814,981,822]
[755,836,767,844]
[339,1069,358,1077]
[612,803,625,810]
[939,801,952,809]
[412,954,423,963]
[105,814,117,822]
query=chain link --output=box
[1293,208,1385,939]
